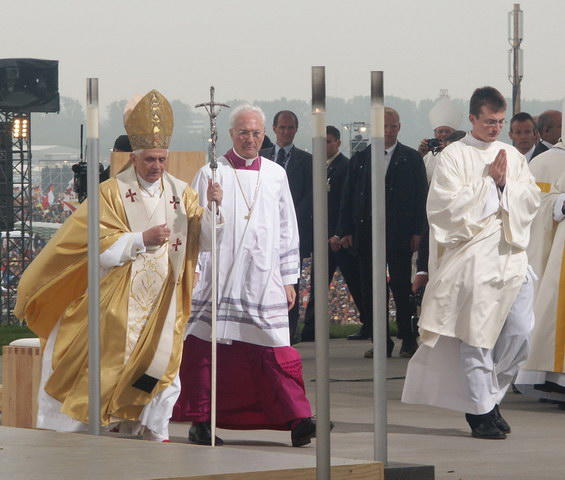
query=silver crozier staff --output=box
[195,87,229,447]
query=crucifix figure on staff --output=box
[14,89,223,441]
[172,103,320,448]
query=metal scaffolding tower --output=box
[0,111,33,324]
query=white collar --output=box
[542,139,554,149]
[524,144,535,161]
[385,142,398,157]
[232,148,256,166]
[136,172,162,195]
[464,132,497,149]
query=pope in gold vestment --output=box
[15,89,222,441]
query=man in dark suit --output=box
[301,126,364,341]
[531,109,561,159]
[260,110,312,344]
[338,107,428,357]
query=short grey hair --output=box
[229,104,266,128]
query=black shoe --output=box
[465,412,506,440]
[188,422,224,446]
[493,405,511,434]
[347,328,371,340]
[399,338,418,358]
[291,417,334,447]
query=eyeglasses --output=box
[236,130,264,139]
[481,119,506,127]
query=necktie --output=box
[276,147,286,167]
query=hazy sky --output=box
[4,0,563,113]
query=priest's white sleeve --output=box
[481,177,500,220]
[100,232,145,271]
[279,174,300,285]
[499,155,540,249]
[554,194,565,222]
[427,149,504,246]
[198,205,224,252]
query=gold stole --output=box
[26,167,200,425]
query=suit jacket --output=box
[260,145,313,258]
[327,152,349,237]
[531,141,549,160]
[416,222,429,273]
[337,142,428,256]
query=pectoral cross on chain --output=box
[126,189,136,202]
[170,196,180,210]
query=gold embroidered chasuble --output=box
[523,146,565,373]
[15,165,202,425]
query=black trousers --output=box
[387,248,415,340]
[302,248,364,338]
[356,247,415,341]
[288,256,307,344]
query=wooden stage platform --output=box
[0,426,382,479]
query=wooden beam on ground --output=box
[153,463,382,480]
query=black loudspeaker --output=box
[0,58,59,113]
[0,122,14,231]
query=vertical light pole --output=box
[86,78,101,435]
[370,71,387,463]
[508,3,524,115]
[342,124,352,157]
[312,65,330,479]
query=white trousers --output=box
[460,272,535,413]
[402,271,535,414]
[37,321,180,441]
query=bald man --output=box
[532,110,562,159]
[337,107,428,358]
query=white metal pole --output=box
[210,165,218,447]
[312,65,330,479]
[370,71,387,463]
[86,78,101,435]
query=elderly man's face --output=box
[509,119,537,155]
[434,126,455,141]
[131,149,168,183]
[273,113,298,147]
[384,112,400,148]
[230,111,265,159]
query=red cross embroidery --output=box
[126,189,137,202]
[172,238,182,251]
[170,196,180,210]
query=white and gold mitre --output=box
[429,89,463,130]
[124,89,174,150]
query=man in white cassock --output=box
[515,127,565,404]
[15,90,222,442]
[173,104,316,447]
[402,86,540,439]
[418,90,464,183]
